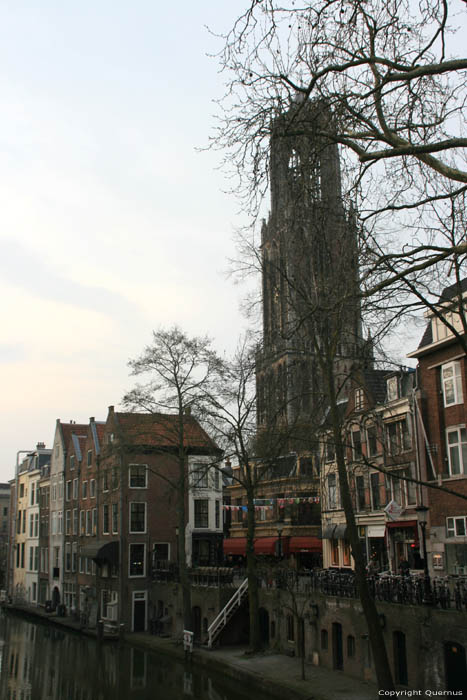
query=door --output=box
[259,607,269,646]
[393,631,408,685]
[332,622,343,670]
[133,592,147,632]
[445,642,467,693]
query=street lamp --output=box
[277,522,284,559]
[415,505,431,604]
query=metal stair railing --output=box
[207,577,248,648]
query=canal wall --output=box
[151,581,467,691]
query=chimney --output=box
[90,417,95,422]
[36,442,45,450]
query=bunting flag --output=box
[222,495,319,511]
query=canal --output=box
[0,611,271,700]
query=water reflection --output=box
[0,612,260,700]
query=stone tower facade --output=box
[256,101,363,435]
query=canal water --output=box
[0,611,271,700]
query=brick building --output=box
[408,278,467,576]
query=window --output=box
[92,508,97,536]
[70,455,75,470]
[34,513,39,537]
[102,505,109,534]
[215,500,220,529]
[80,510,85,535]
[73,509,78,536]
[354,388,364,411]
[129,543,146,577]
[214,468,220,490]
[367,426,378,457]
[65,510,71,535]
[86,510,92,536]
[446,427,467,476]
[112,466,119,489]
[82,481,88,499]
[58,511,63,535]
[327,473,337,510]
[72,478,78,500]
[386,418,411,455]
[331,539,339,566]
[102,471,109,492]
[90,479,96,498]
[29,513,34,537]
[446,516,467,537]
[87,450,92,467]
[352,430,362,460]
[112,503,118,534]
[192,463,208,488]
[370,473,380,509]
[342,540,351,566]
[153,543,169,563]
[356,475,366,511]
[325,438,335,463]
[66,481,71,501]
[72,543,78,572]
[194,499,209,528]
[130,503,146,533]
[65,543,71,572]
[129,465,147,488]
[442,361,463,407]
[387,376,399,402]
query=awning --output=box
[97,541,119,565]
[223,538,247,556]
[288,536,322,553]
[322,524,337,539]
[255,537,279,555]
[334,524,348,539]
[367,525,386,538]
[223,537,281,556]
[80,540,119,565]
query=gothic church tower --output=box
[256,100,363,435]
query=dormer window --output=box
[387,376,399,402]
[354,388,364,411]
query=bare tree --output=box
[123,326,223,632]
[203,338,320,651]
[211,0,466,307]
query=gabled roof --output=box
[415,277,466,351]
[59,422,88,449]
[362,368,388,406]
[112,410,219,452]
[90,420,106,455]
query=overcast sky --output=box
[0,1,251,481]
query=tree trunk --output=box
[327,363,394,691]
[246,485,261,651]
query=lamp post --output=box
[415,505,431,604]
[277,522,284,559]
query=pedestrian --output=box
[399,557,410,576]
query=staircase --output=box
[206,577,249,649]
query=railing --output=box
[264,568,467,611]
[207,577,249,648]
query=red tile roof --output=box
[113,412,219,452]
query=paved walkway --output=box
[128,633,379,700]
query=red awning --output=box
[223,537,281,556]
[254,537,279,555]
[223,538,247,556]
[288,536,322,554]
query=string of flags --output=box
[223,495,320,512]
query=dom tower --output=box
[256,101,364,441]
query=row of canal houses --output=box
[6,278,467,634]
[8,408,223,632]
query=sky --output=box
[0,1,252,481]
